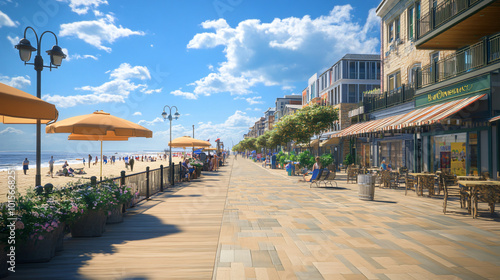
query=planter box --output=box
[106,204,124,224]
[18,230,57,263]
[55,222,66,252]
[71,210,107,237]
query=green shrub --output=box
[343,153,353,166]
[319,154,334,168]
[298,151,315,169]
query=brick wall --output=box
[381,0,454,91]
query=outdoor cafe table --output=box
[457,175,482,181]
[457,180,500,218]
[408,173,437,196]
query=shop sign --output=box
[348,106,364,118]
[415,74,490,107]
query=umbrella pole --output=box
[100,140,103,181]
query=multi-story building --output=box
[263,108,276,132]
[340,0,500,177]
[275,95,302,121]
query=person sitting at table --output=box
[387,162,392,171]
[380,159,387,171]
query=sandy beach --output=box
[0,156,184,202]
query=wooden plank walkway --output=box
[15,166,231,279]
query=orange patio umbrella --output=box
[0,82,58,124]
[46,110,152,180]
[168,136,211,148]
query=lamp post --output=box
[162,105,180,186]
[15,26,66,187]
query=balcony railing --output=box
[417,0,484,39]
[417,34,500,88]
[362,84,415,114]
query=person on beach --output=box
[49,156,54,178]
[94,156,98,166]
[83,157,85,166]
[129,157,135,171]
[88,154,92,168]
[22,158,29,175]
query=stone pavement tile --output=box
[251,250,274,268]
[230,262,246,279]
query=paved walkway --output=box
[15,157,500,279]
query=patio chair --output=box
[347,166,358,184]
[405,174,417,195]
[310,169,332,188]
[443,175,466,214]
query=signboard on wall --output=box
[415,74,490,108]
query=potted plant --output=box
[69,184,114,237]
[105,183,133,224]
[319,154,334,170]
[14,193,62,263]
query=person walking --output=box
[22,158,29,175]
[88,154,92,168]
[49,156,54,178]
[129,157,135,172]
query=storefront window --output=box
[378,140,402,169]
[432,133,467,175]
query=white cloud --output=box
[132,112,142,116]
[155,110,258,146]
[0,75,31,88]
[0,10,17,28]
[170,89,197,100]
[138,117,164,126]
[109,63,150,80]
[57,0,108,15]
[0,127,23,135]
[59,16,144,52]
[187,5,379,95]
[6,35,19,47]
[62,48,98,61]
[43,63,158,107]
[245,96,263,105]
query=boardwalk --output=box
[15,157,500,279]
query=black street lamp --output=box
[15,26,66,187]
[162,105,180,186]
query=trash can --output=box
[358,174,375,201]
[271,155,276,169]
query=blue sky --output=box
[0,0,381,154]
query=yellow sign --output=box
[427,84,473,102]
[450,142,466,176]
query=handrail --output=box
[416,34,500,88]
[361,84,415,114]
[417,0,485,40]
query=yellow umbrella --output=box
[0,82,58,124]
[168,136,211,148]
[46,111,152,180]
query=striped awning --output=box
[320,137,340,147]
[490,115,500,122]
[337,94,486,137]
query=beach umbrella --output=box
[46,110,152,180]
[168,136,211,148]
[0,82,59,188]
[0,82,58,124]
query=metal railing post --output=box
[120,171,126,186]
[160,164,164,192]
[146,166,150,200]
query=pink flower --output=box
[15,221,24,230]
[47,226,54,232]
[51,221,58,227]
[38,235,44,240]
